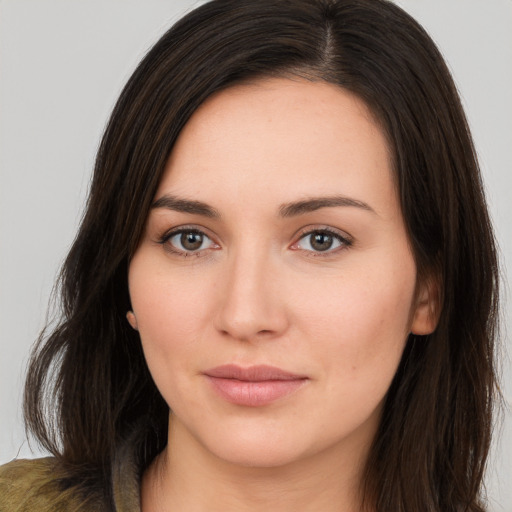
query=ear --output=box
[126,310,139,331]
[410,274,441,335]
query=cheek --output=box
[127,257,214,395]
[133,281,199,341]
[130,248,213,333]
[295,253,416,379]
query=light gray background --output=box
[1,0,510,509]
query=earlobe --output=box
[126,310,138,330]
[410,276,441,335]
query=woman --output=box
[0,0,500,511]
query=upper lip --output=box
[204,364,307,381]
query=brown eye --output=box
[293,229,350,254]
[310,233,334,251]
[164,229,216,254]
[181,231,204,251]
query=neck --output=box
[141,415,372,512]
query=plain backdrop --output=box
[0,0,511,510]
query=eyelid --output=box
[157,224,220,256]
[155,223,352,257]
[289,226,353,253]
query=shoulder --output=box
[0,458,102,512]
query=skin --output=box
[127,78,437,511]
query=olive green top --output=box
[0,448,140,511]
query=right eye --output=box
[160,228,218,256]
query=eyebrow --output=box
[151,194,376,218]
[152,195,220,218]
[279,195,376,217]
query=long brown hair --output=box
[24,1,500,510]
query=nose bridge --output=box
[215,241,287,341]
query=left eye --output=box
[294,230,348,252]
[167,230,215,252]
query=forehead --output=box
[158,78,396,218]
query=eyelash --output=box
[157,226,218,257]
[291,227,353,256]
[157,226,353,258]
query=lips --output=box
[204,364,308,407]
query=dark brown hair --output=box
[24,0,500,510]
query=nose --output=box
[213,247,289,342]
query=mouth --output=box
[203,364,309,407]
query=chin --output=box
[212,440,308,469]
[194,419,338,470]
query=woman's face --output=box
[128,78,435,469]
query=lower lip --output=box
[206,377,307,407]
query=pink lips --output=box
[204,364,308,407]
